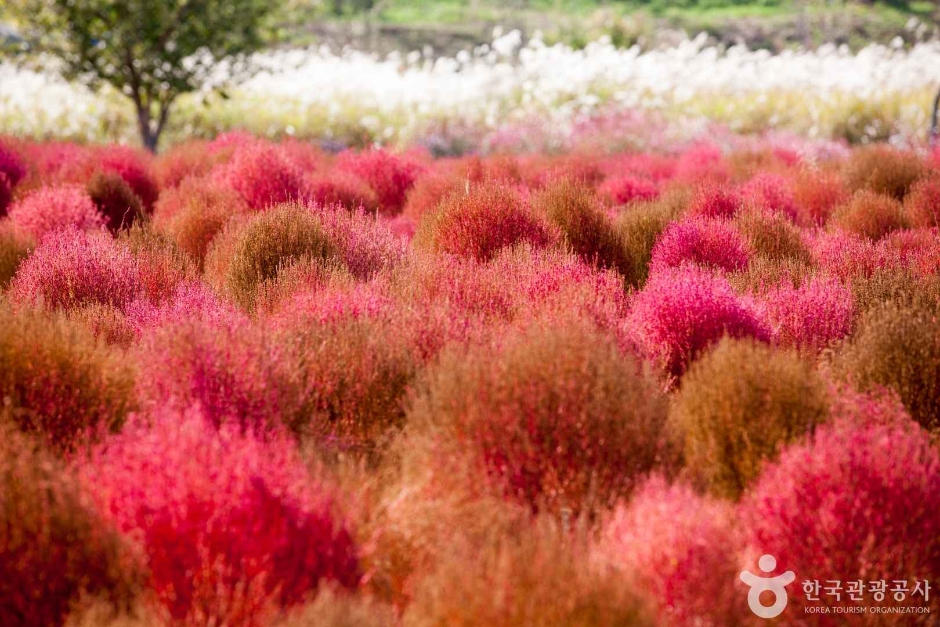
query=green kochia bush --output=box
[668,337,830,498]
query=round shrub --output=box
[414,182,558,261]
[831,190,908,240]
[273,300,417,452]
[78,412,360,625]
[687,183,743,219]
[0,427,142,625]
[807,230,880,280]
[0,306,135,450]
[306,170,380,213]
[758,277,854,353]
[212,143,307,209]
[151,139,215,189]
[649,216,750,273]
[905,175,940,228]
[598,173,659,206]
[86,171,145,233]
[851,267,940,318]
[95,145,159,210]
[628,265,772,379]
[7,185,105,239]
[740,173,799,222]
[136,318,304,433]
[668,337,829,497]
[0,220,31,289]
[614,193,682,286]
[153,176,249,263]
[741,421,940,615]
[0,138,27,190]
[532,178,633,279]
[0,172,12,216]
[118,222,197,305]
[404,518,650,627]
[733,208,812,263]
[209,203,339,309]
[407,316,667,515]
[336,149,424,216]
[838,302,940,432]
[403,165,466,222]
[9,228,142,311]
[313,205,407,280]
[792,169,849,226]
[843,144,925,200]
[599,477,744,625]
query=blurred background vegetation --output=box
[274,0,939,53]
[3,0,939,54]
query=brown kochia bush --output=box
[403,517,651,627]
[830,190,909,240]
[206,203,338,309]
[668,337,830,498]
[613,191,684,287]
[532,178,634,281]
[0,220,31,288]
[733,207,812,263]
[838,302,940,432]
[406,315,667,516]
[0,306,135,450]
[0,427,143,625]
[86,171,146,233]
[842,144,925,200]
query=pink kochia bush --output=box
[649,216,750,273]
[9,228,142,311]
[628,265,771,378]
[95,145,159,210]
[758,277,855,352]
[77,412,360,625]
[212,143,308,209]
[598,477,745,626]
[687,183,743,219]
[7,185,105,239]
[135,318,303,433]
[740,173,799,222]
[741,420,940,615]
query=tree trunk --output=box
[134,98,172,153]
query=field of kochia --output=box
[0,130,939,625]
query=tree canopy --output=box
[8,0,279,151]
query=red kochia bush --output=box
[95,145,159,210]
[136,318,304,433]
[414,182,558,261]
[0,138,27,190]
[0,428,142,626]
[905,176,940,228]
[212,143,308,209]
[758,277,855,353]
[650,216,750,273]
[0,172,12,216]
[7,185,105,239]
[741,421,940,615]
[598,173,659,206]
[336,149,424,216]
[9,228,142,311]
[792,170,849,226]
[305,170,380,213]
[628,265,771,379]
[599,477,745,626]
[78,412,360,625]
